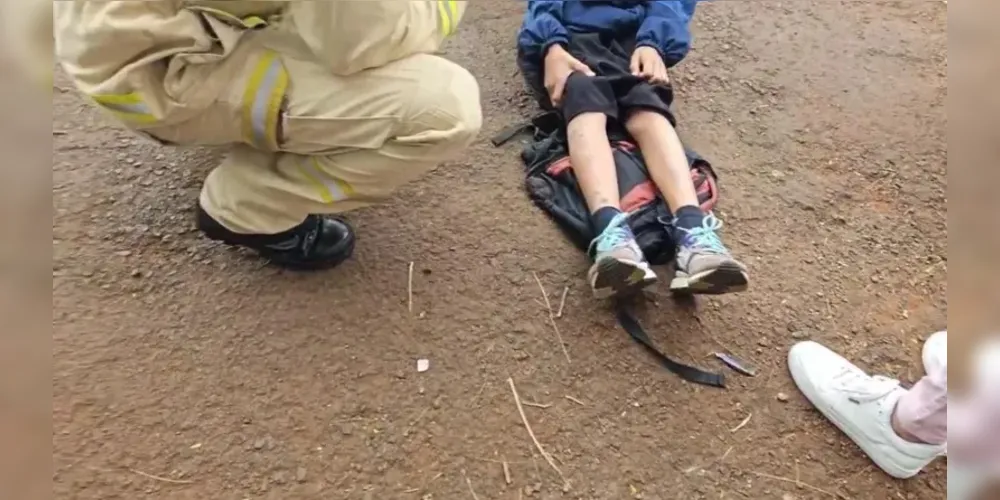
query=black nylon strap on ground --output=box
[491,122,532,147]
[616,306,726,388]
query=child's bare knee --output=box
[625,109,671,136]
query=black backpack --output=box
[492,111,727,388]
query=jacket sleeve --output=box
[54,1,219,125]
[517,1,569,64]
[636,0,697,67]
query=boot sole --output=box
[670,262,748,295]
[591,258,658,299]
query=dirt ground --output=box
[52,2,947,499]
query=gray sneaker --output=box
[669,213,748,295]
[587,212,658,299]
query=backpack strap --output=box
[490,111,563,147]
[615,304,726,388]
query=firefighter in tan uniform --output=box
[52,1,481,270]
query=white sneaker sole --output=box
[591,257,658,299]
[670,262,748,295]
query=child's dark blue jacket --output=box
[517,1,698,68]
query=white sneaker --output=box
[921,330,946,376]
[788,341,946,479]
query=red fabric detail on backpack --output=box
[621,181,657,213]
[692,165,719,212]
[615,140,637,152]
[547,156,572,176]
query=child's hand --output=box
[543,44,595,106]
[631,46,669,85]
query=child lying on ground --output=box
[517,0,749,299]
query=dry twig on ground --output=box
[507,377,568,489]
[752,471,845,499]
[128,468,193,484]
[531,272,571,363]
[556,286,569,318]
[730,413,753,433]
[462,470,481,500]
[522,401,552,409]
[408,261,415,313]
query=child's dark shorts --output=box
[517,42,677,127]
[557,72,677,126]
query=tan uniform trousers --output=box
[146,2,482,234]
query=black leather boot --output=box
[196,206,355,270]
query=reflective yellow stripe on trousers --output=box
[437,0,459,37]
[298,157,355,204]
[241,51,288,150]
[91,93,158,125]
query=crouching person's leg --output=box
[560,73,657,298]
[198,53,481,270]
[624,103,749,295]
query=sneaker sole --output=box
[670,262,748,295]
[591,258,658,299]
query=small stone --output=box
[253,438,267,450]
[116,250,133,257]
[757,337,771,347]
[791,330,810,340]
[770,169,785,179]
[130,269,142,278]
[295,467,307,483]
[417,359,430,372]
[870,275,880,283]
[777,392,790,402]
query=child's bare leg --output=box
[624,110,700,211]
[625,109,748,294]
[567,112,621,217]
[562,74,657,299]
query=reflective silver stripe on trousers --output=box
[251,57,284,148]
